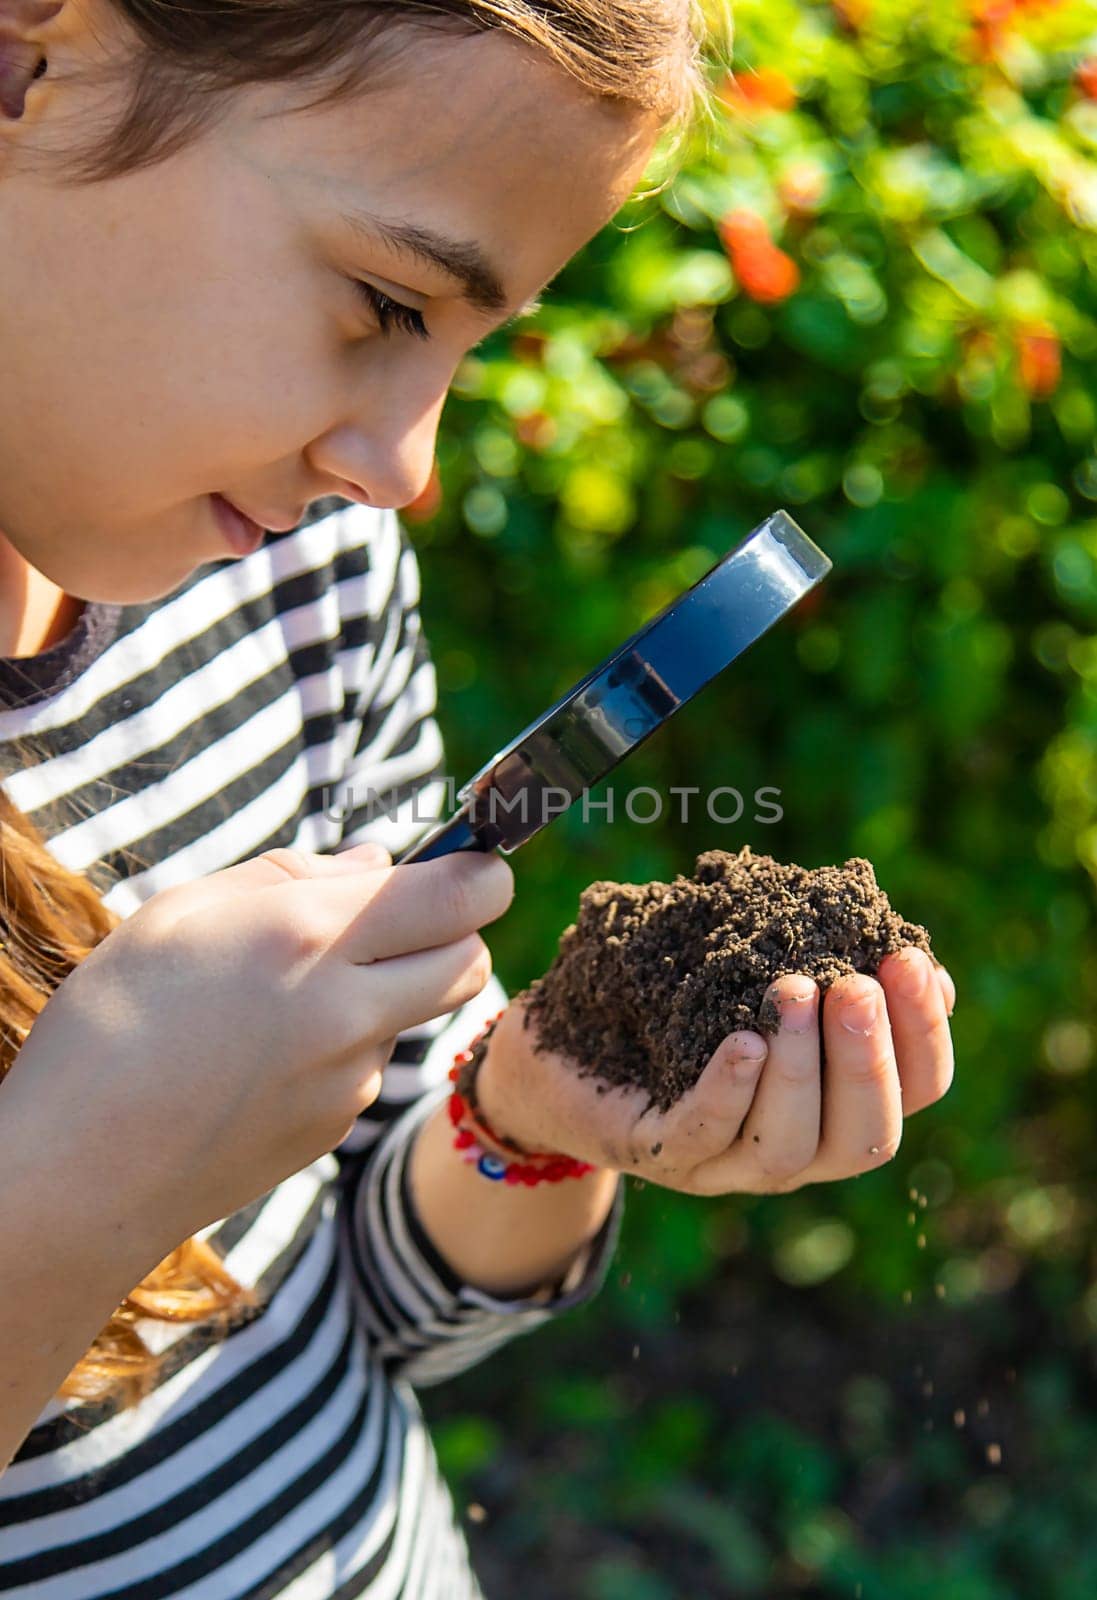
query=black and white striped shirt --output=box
[0,499,624,1598]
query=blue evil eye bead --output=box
[477,1153,509,1181]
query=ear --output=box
[0,0,62,120]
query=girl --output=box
[0,0,956,1595]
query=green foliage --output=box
[414,2,1097,1592]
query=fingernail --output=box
[777,982,817,1033]
[893,947,928,999]
[732,1032,767,1061]
[840,988,879,1035]
[934,963,956,1016]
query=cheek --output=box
[102,249,338,488]
[10,172,340,514]
[5,291,317,520]
[156,275,339,473]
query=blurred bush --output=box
[411,2,1097,1592]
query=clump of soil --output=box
[509,846,938,1117]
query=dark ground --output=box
[421,1244,1097,1599]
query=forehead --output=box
[250,28,658,298]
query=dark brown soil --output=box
[509,846,937,1116]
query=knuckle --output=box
[677,1173,706,1197]
[267,905,330,966]
[261,846,314,881]
[776,1174,805,1194]
[764,1172,804,1195]
[690,1167,731,1198]
[841,1051,894,1089]
[753,1141,810,1181]
[771,1056,818,1090]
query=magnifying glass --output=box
[397,508,831,865]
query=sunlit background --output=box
[405,2,1097,1593]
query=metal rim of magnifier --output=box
[398,509,831,863]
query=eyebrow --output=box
[340,205,509,316]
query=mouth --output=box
[210,494,268,556]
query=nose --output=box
[306,362,453,511]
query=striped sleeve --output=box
[328,514,624,1386]
[335,1081,625,1390]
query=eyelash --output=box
[352,279,430,341]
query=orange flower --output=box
[718,212,801,305]
[963,0,1063,61]
[966,0,1015,59]
[718,67,796,114]
[1016,324,1061,398]
[735,244,801,305]
[718,208,770,255]
[832,0,872,29]
[1077,58,1097,100]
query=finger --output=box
[817,974,902,1176]
[151,840,393,917]
[630,1029,768,1181]
[877,948,955,1115]
[736,976,822,1184]
[934,962,956,1016]
[326,930,496,1046]
[264,851,515,964]
[333,840,394,866]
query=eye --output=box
[352,279,430,341]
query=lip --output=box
[239,504,307,534]
[211,494,266,556]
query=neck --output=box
[0,531,86,659]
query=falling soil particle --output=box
[510,845,938,1117]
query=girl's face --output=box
[0,1,657,603]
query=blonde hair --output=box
[2,0,733,1419]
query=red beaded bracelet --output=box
[446,1009,596,1186]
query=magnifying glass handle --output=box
[394,509,829,865]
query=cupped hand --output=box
[475,947,955,1196]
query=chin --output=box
[5,499,221,607]
[64,545,212,608]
